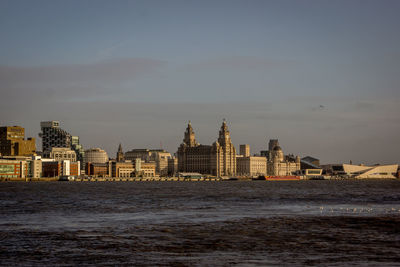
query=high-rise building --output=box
[71,136,84,166]
[167,157,178,176]
[39,121,84,169]
[0,126,36,156]
[39,121,71,155]
[240,144,250,157]
[177,120,236,177]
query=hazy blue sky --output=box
[0,0,399,164]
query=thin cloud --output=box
[0,57,167,85]
[182,56,298,71]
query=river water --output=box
[1,180,399,266]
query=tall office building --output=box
[240,144,250,157]
[177,120,236,177]
[71,136,85,165]
[39,121,71,155]
[0,126,36,156]
[39,121,84,168]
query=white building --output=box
[49,147,77,162]
[343,164,398,179]
[266,140,300,176]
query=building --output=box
[140,162,156,177]
[111,161,134,177]
[268,139,279,158]
[152,151,171,176]
[42,160,80,177]
[29,156,42,178]
[0,156,42,178]
[86,162,109,177]
[39,121,84,168]
[266,139,301,176]
[110,158,155,178]
[125,148,153,161]
[71,136,85,166]
[40,121,71,154]
[42,161,61,177]
[0,159,27,179]
[322,163,398,178]
[49,147,77,162]
[167,157,178,176]
[0,126,36,156]
[236,155,267,176]
[84,148,109,164]
[240,144,250,157]
[301,156,320,167]
[125,149,172,176]
[177,120,236,177]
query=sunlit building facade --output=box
[177,120,236,177]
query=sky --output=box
[0,0,399,164]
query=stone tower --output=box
[116,143,124,162]
[183,121,198,147]
[213,120,236,177]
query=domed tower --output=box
[272,145,284,162]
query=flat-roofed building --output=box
[0,159,27,179]
[125,148,171,176]
[111,161,135,178]
[29,158,42,178]
[110,159,156,178]
[42,160,80,177]
[49,147,76,162]
[168,157,178,176]
[86,162,109,177]
[240,144,250,157]
[237,155,267,176]
[0,126,36,156]
[140,162,156,177]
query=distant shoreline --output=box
[1,177,398,182]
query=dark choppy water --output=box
[1,180,400,266]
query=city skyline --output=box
[1,0,399,164]
[0,119,398,166]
